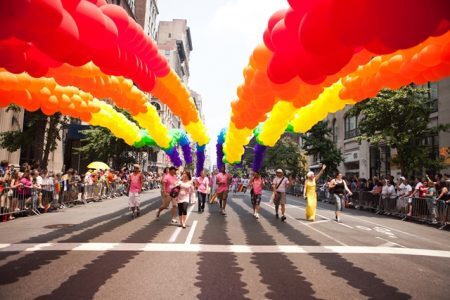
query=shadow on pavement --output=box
[194,201,250,299]
[0,197,160,287]
[228,199,317,299]
[35,202,168,299]
[240,195,411,299]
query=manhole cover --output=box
[44,224,75,229]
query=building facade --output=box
[150,19,195,171]
[134,0,159,40]
[305,78,450,179]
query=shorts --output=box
[273,192,286,205]
[161,194,177,208]
[251,194,261,206]
[334,194,344,212]
[217,191,229,201]
[128,192,140,208]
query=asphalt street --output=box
[0,189,449,299]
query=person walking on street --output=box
[303,164,326,222]
[272,169,291,222]
[328,172,352,223]
[157,166,179,223]
[195,170,209,213]
[216,166,231,215]
[128,164,144,219]
[250,171,264,219]
[177,171,195,228]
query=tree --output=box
[264,135,307,177]
[347,85,449,177]
[76,126,138,170]
[0,106,68,170]
[301,121,343,177]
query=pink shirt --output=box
[251,177,263,195]
[216,173,231,193]
[129,173,142,193]
[163,174,177,194]
[196,176,209,193]
[178,181,194,203]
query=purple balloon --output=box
[181,144,192,165]
[195,147,206,177]
[252,144,267,172]
[216,143,224,171]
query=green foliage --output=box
[264,135,306,177]
[76,126,137,169]
[347,85,449,176]
[301,121,343,177]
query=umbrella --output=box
[87,161,110,170]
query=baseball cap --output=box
[276,169,283,173]
[400,176,406,180]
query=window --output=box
[344,115,358,139]
[427,82,438,113]
[168,33,172,38]
[332,118,337,144]
[423,135,439,160]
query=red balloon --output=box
[267,9,287,33]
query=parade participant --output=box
[303,164,326,222]
[160,167,169,199]
[157,166,178,223]
[216,166,231,215]
[250,171,263,219]
[177,171,195,228]
[272,169,291,222]
[241,176,249,194]
[128,164,144,219]
[195,170,209,213]
[328,172,352,223]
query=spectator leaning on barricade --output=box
[435,182,450,229]
[396,176,412,214]
[425,181,438,224]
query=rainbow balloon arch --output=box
[0,0,449,174]
[0,0,208,172]
[220,0,450,171]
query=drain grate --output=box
[44,224,75,229]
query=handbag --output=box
[170,185,181,198]
[273,177,285,204]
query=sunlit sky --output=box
[157,0,288,164]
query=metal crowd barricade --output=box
[0,186,38,221]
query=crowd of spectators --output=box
[0,160,161,222]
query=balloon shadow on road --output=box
[0,197,160,288]
[194,201,250,299]
[240,196,411,299]
[227,199,317,299]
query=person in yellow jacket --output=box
[303,164,326,221]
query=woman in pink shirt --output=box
[128,165,143,219]
[195,170,209,213]
[177,171,195,228]
[250,171,264,219]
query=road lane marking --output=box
[168,203,196,243]
[185,220,198,245]
[284,194,446,247]
[337,223,354,229]
[1,243,449,257]
[286,204,331,221]
[375,237,405,248]
[262,203,348,246]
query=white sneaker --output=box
[171,218,178,224]
[255,213,259,219]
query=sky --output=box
[157,0,288,165]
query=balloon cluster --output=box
[0,0,208,146]
[252,144,267,172]
[224,0,450,167]
[216,129,227,170]
[0,70,142,145]
[195,144,206,177]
